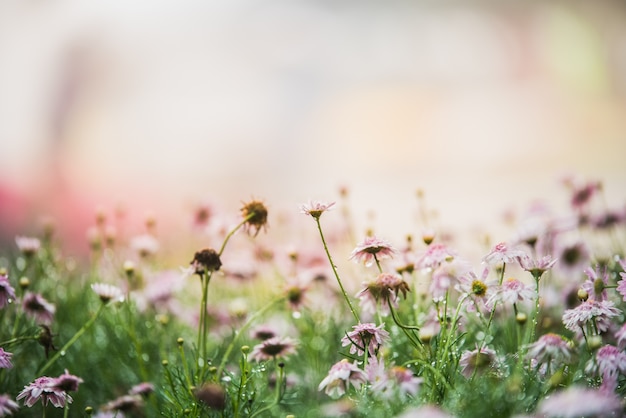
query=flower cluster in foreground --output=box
[0,181,624,417]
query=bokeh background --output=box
[1,0,625,255]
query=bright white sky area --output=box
[1,0,625,253]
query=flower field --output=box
[0,178,625,417]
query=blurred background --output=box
[1,0,625,255]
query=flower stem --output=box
[314,218,360,323]
[38,303,105,375]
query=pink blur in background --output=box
[1,0,625,255]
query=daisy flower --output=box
[91,283,124,304]
[356,273,409,315]
[459,346,497,378]
[487,278,535,307]
[581,265,610,301]
[391,366,422,397]
[525,333,573,374]
[300,201,336,219]
[16,376,68,408]
[318,359,367,398]
[22,292,55,324]
[349,236,397,267]
[562,299,621,333]
[15,236,41,256]
[250,336,298,361]
[0,394,18,416]
[518,254,557,280]
[341,323,390,357]
[482,242,526,266]
[415,243,457,271]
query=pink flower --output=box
[562,299,620,333]
[365,356,393,397]
[396,405,453,418]
[454,269,493,314]
[50,370,83,393]
[129,382,154,397]
[589,345,626,379]
[0,348,13,369]
[349,236,397,267]
[391,366,422,397]
[0,394,18,416]
[482,242,526,266]
[615,259,626,301]
[518,254,557,279]
[487,278,535,307]
[16,376,68,408]
[0,274,16,309]
[250,337,298,361]
[537,385,621,418]
[459,346,497,378]
[130,234,159,257]
[614,323,626,350]
[318,359,367,398]
[415,243,457,271]
[341,323,390,357]
[15,236,41,256]
[356,273,409,315]
[429,258,472,301]
[300,201,336,219]
[525,333,573,374]
[22,292,55,324]
[554,240,590,278]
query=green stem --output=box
[38,303,105,375]
[0,335,37,346]
[314,218,360,323]
[215,297,284,380]
[250,362,284,418]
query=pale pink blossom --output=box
[16,376,68,408]
[459,346,497,378]
[482,242,526,266]
[300,201,336,219]
[91,283,124,304]
[391,366,422,397]
[525,333,573,374]
[415,243,457,271]
[250,337,298,361]
[562,299,620,333]
[0,394,18,416]
[0,348,12,369]
[341,323,390,357]
[581,265,610,301]
[537,385,621,418]
[487,278,535,307]
[318,359,367,398]
[518,254,557,279]
[15,236,41,256]
[356,273,409,315]
[349,236,397,267]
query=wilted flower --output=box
[300,201,336,219]
[537,385,621,418]
[16,376,68,408]
[341,323,390,357]
[190,248,222,275]
[0,394,18,416]
[22,292,55,324]
[349,236,397,267]
[240,199,269,236]
[91,283,124,304]
[0,348,12,369]
[0,274,16,309]
[318,359,367,398]
[250,336,298,361]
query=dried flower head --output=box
[194,383,226,411]
[240,199,269,236]
[190,248,222,275]
[318,359,367,398]
[37,324,57,358]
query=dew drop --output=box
[292,311,301,319]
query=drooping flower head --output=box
[341,323,390,357]
[250,336,298,361]
[519,254,557,280]
[129,382,154,397]
[350,236,397,267]
[562,299,620,334]
[16,376,68,408]
[318,359,367,398]
[300,201,336,219]
[0,348,12,369]
[356,273,410,315]
[240,199,269,236]
[22,292,55,324]
[0,274,16,309]
[588,345,626,380]
[50,370,83,393]
[0,394,18,416]
[391,366,423,397]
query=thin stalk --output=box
[314,218,360,323]
[38,303,105,375]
